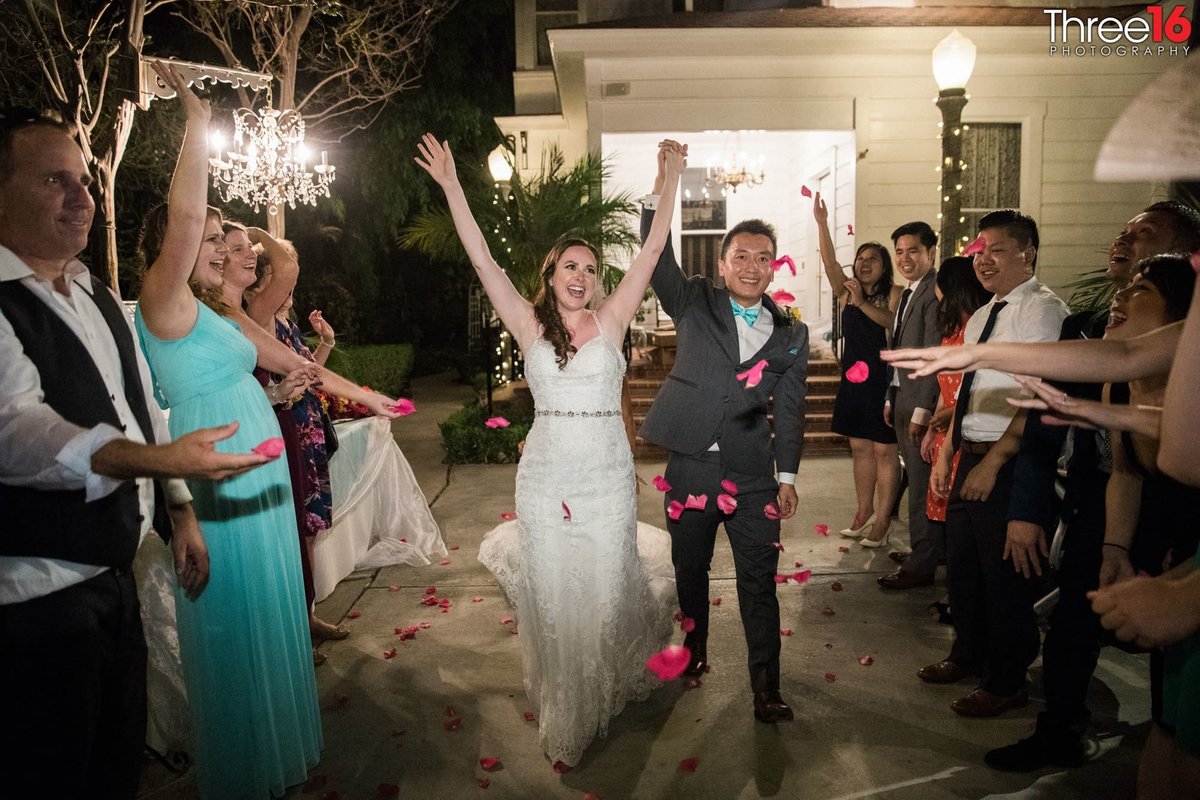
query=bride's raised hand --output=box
[662,145,687,178]
[414,133,459,189]
[151,60,210,125]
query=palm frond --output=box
[1064,267,1117,314]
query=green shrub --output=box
[439,402,533,464]
[322,343,414,397]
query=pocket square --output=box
[788,347,798,355]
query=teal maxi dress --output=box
[136,300,322,798]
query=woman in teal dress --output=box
[132,63,322,799]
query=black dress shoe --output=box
[753,691,794,723]
[877,570,934,590]
[684,652,708,677]
[985,730,1087,771]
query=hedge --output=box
[321,343,414,398]
[439,402,533,464]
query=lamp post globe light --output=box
[932,29,977,255]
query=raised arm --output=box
[308,310,335,367]
[1159,268,1200,483]
[137,62,212,341]
[882,320,1182,382]
[812,191,848,299]
[598,142,686,337]
[415,134,534,346]
[244,228,298,330]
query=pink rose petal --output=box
[720,479,739,495]
[684,493,708,511]
[770,290,795,305]
[251,437,285,458]
[831,581,844,592]
[716,493,737,514]
[484,416,510,429]
[681,617,696,633]
[845,360,869,383]
[443,718,461,731]
[472,596,483,603]
[793,570,812,584]
[562,501,572,521]
[774,574,790,584]
[500,512,516,520]
[800,185,813,198]
[824,672,837,683]
[962,235,987,256]
[770,254,797,276]
[646,644,692,681]
[736,358,769,389]
[667,500,685,520]
[449,544,460,551]
[383,647,397,659]
[438,559,450,565]
[684,677,703,690]
[771,541,784,552]
[424,586,437,595]
[822,606,835,616]
[764,503,781,520]
[418,621,431,629]
[711,597,722,606]
[347,610,362,619]
[479,757,502,772]
[838,545,850,553]
[652,475,672,492]
[438,598,451,608]
[780,628,793,636]
[814,523,830,536]
[500,616,513,625]
[847,223,855,236]
[678,756,700,773]
[475,778,490,789]
[388,585,400,592]
[859,655,875,666]
[390,398,415,416]
[553,761,571,774]
[523,711,536,722]
[420,596,438,606]
[445,705,457,717]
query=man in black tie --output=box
[916,210,1068,717]
[878,221,941,590]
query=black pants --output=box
[664,451,782,694]
[0,569,147,799]
[946,450,1040,696]
[1040,484,1106,733]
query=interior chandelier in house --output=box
[705,161,765,194]
[209,104,335,214]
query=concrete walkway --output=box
[140,371,1151,800]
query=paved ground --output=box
[139,372,1152,800]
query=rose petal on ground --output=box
[303,774,328,791]
[424,586,437,595]
[845,360,870,383]
[793,570,812,584]
[814,523,830,536]
[388,585,400,592]
[449,544,460,551]
[472,596,483,603]
[421,597,437,606]
[962,235,987,256]
[484,416,510,429]
[780,628,793,636]
[720,479,739,495]
[684,677,702,690]
[390,398,415,416]
[736,359,769,389]
[678,756,700,773]
[711,597,722,606]
[347,610,362,619]
[418,621,431,629]
[824,672,837,682]
[794,561,804,568]
[553,761,571,774]
[774,574,789,584]
[439,598,451,608]
[480,757,503,771]
[822,606,835,616]
[771,541,784,551]
[646,644,692,681]
[764,503,781,520]
[500,616,513,625]
[770,290,795,306]
[382,647,397,659]
[443,718,461,731]
[847,223,855,236]
[652,475,672,492]
[859,655,875,666]
[523,711,536,722]
[800,185,813,198]
[500,512,516,520]
[438,558,450,565]
[716,493,737,514]
[838,545,850,553]
[376,783,400,798]
[251,437,285,458]
[831,581,844,591]
[445,705,457,717]
[681,617,696,633]
[476,778,490,789]
[562,501,572,521]
[684,493,708,511]
[667,500,685,520]
[510,626,519,634]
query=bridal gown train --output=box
[479,320,675,767]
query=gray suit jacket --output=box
[891,270,941,417]
[637,209,809,477]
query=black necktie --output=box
[893,287,913,339]
[950,300,1008,451]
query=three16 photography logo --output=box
[1045,5,1191,57]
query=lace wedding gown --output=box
[479,320,675,767]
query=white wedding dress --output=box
[479,320,676,767]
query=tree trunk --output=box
[89,100,138,294]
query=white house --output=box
[496,1,1190,339]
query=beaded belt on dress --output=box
[535,409,621,418]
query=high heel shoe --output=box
[859,531,890,549]
[839,517,874,538]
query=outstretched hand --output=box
[310,310,335,344]
[812,191,829,225]
[415,133,459,188]
[654,139,688,194]
[151,60,210,125]
[881,344,980,377]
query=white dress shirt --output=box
[959,276,1069,443]
[0,246,190,604]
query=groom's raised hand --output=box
[776,484,798,520]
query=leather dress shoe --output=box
[753,690,794,723]
[888,551,910,564]
[917,659,980,684]
[985,729,1087,771]
[951,687,1029,718]
[877,570,934,590]
[684,652,708,677]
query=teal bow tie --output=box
[730,299,760,327]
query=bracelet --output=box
[1102,542,1130,553]
[319,339,334,347]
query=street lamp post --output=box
[932,30,977,256]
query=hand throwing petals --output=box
[251,437,285,458]
[845,361,869,383]
[390,398,416,416]
[736,359,769,389]
[646,644,692,681]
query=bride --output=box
[415,134,685,767]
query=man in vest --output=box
[0,109,272,798]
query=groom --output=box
[639,141,809,723]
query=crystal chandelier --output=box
[208,104,335,215]
[705,162,766,194]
